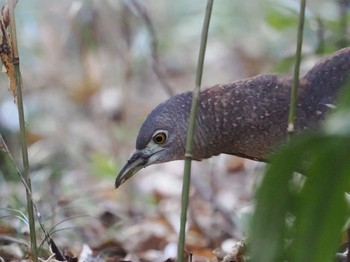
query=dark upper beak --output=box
[115,150,149,188]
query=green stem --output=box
[8,1,38,261]
[176,1,214,261]
[288,0,306,135]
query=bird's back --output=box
[195,47,350,160]
[298,47,350,124]
[195,74,292,160]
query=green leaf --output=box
[249,141,303,262]
[292,136,350,262]
[265,6,298,30]
[250,134,350,262]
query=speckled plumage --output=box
[136,74,292,161]
[116,47,350,188]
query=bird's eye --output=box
[153,131,167,144]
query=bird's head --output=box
[115,92,192,188]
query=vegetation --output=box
[0,0,349,261]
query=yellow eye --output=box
[153,131,167,144]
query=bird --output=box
[115,47,350,188]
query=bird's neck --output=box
[192,76,291,161]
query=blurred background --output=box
[0,0,348,261]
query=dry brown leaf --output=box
[0,3,10,27]
[0,40,16,101]
[0,2,17,102]
[226,156,245,174]
[0,225,14,234]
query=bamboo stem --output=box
[176,1,214,261]
[288,0,306,135]
[8,1,38,260]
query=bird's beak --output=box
[115,146,165,188]
[115,150,148,188]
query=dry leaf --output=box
[0,2,17,102]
